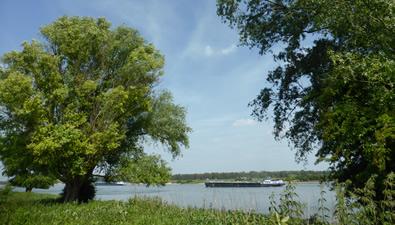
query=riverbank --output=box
[1,192,272,225]
[3,181,336,216]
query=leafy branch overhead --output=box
[217,0,394,198]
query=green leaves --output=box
[218,0,395,199]
[0,72,33,111]
[41,16,111,68]
[318,52,395,186]
[0,16,190,195]
[114,154,171,186]
[145,91,191,157]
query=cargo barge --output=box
[205,179,285,188]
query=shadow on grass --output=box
[36,196,64,205]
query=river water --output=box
[11,182,336,217]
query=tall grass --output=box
[268,181,305,225]
[265,173,395,224]
[330,173,395,225]
[0,191,269,225]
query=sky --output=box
[0,0,328,175]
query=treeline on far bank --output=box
[171,170,329,183]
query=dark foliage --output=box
[217,0,395,199]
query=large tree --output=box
[0,17,190,202]
[217,0,394,198]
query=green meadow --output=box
[0,191,268,225]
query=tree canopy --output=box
[0,16,191,202]
[217,0,394,197]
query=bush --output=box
[0,184,13,202]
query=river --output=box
[10,182,336,217]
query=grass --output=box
[3,175,393,225]
[0,191,268,225]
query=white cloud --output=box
[232,118,257,127]
[220,44,237,55]
[202,44,237,57]
[204,45,214,56]
[177,1,239,59]
[80,0,179,48]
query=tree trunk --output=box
[25,187,32,192]
[62,175,96,203]
[63,179,82,202]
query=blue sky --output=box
[0,0,328,174]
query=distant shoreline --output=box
[170,180,325,185]
[171,170,329,184]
